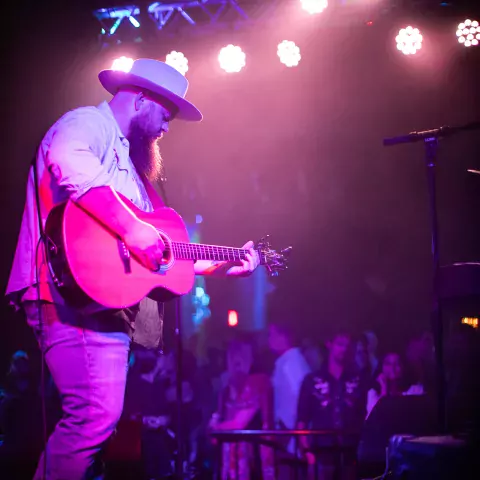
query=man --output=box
[268,322,311,452]
[297,331,367,480]
[6,59,260,480]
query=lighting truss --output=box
[147,0,249,31]
[93,0,469,45]
[94,5,142,36]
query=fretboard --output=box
[169,242,262,264]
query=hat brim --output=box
[98,70,203,122]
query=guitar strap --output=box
[140,174,168,209]
[133,174,169,351]
[32,149,45,239]
[32,144,61,287]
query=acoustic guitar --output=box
[44,193,291,309]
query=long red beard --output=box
[128,119,164,182]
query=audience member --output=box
[209,338,274,480]
[123,349,200,479]
[365,352,424,419]
[297,331,367,480]
[268,322,311,452]
[404,331,435,392]
[354,334,375,382]
[0,351,59,478]
[302,338,323,372]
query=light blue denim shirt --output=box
[7,101,153,300]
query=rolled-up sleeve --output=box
[46,108,113,201]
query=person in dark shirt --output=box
[297,331,367,480]
[123,349,200,479]
[354,334,375,383]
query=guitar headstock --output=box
[256,235,292,277]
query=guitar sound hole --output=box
[159,233,173,264]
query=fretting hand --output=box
[226,241,260,277]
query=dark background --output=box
[1,0,480,372]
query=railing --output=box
[209,429,360,480]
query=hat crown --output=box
[129,58,189,98]
[98,57,202,121]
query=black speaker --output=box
[389,435,478,479]
[357,395,437,477]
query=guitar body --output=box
[45,197,195,309]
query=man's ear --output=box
[134,91,146,111]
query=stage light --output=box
[228,310,239,327]
[277,40,301,67]
[395,26,423,55]
[300,0,328,15]
[461,317,478,329]
[218,44,246,73]
[128,16,140,28]
[194,285,210,307]
[110,18,122,35]
[165,51,189,76]
[456,19,480,47]
[111,56,134,72]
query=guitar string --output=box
[166,244,249,261]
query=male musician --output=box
[6,59,260,480]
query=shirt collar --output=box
[97,101,127,142]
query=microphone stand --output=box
[383,121,480,434]
[175,297,185,479]
[158,177,185,479]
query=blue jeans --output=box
[24,301,131,480]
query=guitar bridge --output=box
[117,239,132,274]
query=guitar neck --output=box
[171,242,264,264]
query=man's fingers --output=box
[249,248,259,267]
[153,248,165,269]
[243,255,254,272]
[146,254,159,271]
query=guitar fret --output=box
[171,242,251,262]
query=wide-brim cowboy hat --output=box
[98,58,202,122]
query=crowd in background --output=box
[1,319,479,479]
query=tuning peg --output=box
[257,235,271,247]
